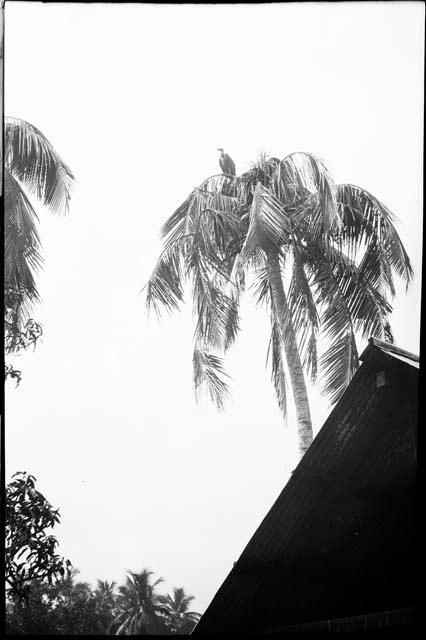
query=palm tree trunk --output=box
[267,251,313,458]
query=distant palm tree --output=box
[94,579,117,610]
[53,568,91,606]
[108,570,166,635]
[158,587,201,634]
[4,117,74,360]
[146,153,412,457]
[93,580,117,633]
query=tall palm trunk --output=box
[267,251,313,458]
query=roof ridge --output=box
[364,337,419,363]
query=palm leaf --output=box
[321,329,359,405]
[161,175,239,252]
[193,347,230,411]
[250,265,271,309]
[4,167,43,321]
[273,152,340,234]
[199,173,239,198]
[336,183,413,289]
[357,240,395,297]
[307,235,394,343]
[238,155,281,196]
[306,248,360,403]
[334,262,393,342]
[287,238,319,382]
[145,236,188,316]
[202,284,240,352]
[191,257,240,352]
[237,181,291,269]
[183,206,241,351]
[266,312,288,421]
[4,117,74,214]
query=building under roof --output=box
[193,338,418,634]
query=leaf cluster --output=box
[5,472,72,601]
[4,117,74,382]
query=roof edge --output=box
[360,337,419,363]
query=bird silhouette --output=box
[217,148,236,176]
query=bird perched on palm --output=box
[217,148,236,176]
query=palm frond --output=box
[183,210,241,351]
[336,183,413,289]
[4,167,43,318]
[238,155,281,195]
[198,173,239,198]
[161,176,239,251]
[4,117,74,214]
[305,235,393,345]
[287,239,319,382]
[145,236,188,316]
[222,289,241,351]
[303,328,318,383]
[319,301,359,405]
[160,190,197,247]
[190,255,238,350]
[274,152,340,234]
[193,347,230,411]
[237,181,291,268]
[250,265,271,308]
[307,249,360,403]
[357,240,395,297]
[196,184,239,215]
[334,261,393,342]
[321,329,359,405]
[200,207,242,262]
[266,312,288,421]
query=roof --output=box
[361,336,419,369]
[193,340,418,633]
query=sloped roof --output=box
[193,339,418,634]
[360,336,419,368]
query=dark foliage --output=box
[5,472,72,601]
[5,474,200,634]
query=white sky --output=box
[5,1,424,614]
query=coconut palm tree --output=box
[93,580,118,633]
[145,152,412,457]
[94,579,117,609]
[108,570,167,635]
[4,117,74,370]
[157,587,201,634]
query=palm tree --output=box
[108,570,167,635]
[145,153,412,457]
[93,580,118,633]
[4,117,74,369]
[52,568,91,605]
[94,579,117,610]
[158,587,201,634]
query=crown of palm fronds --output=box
[4,117,75,347]
[157,587,201,634]
[108,570,166,635]
[4,117,74,214]
[145,151,413,409]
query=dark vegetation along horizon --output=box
[5,472,201,635]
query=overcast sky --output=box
[5,1,423,614]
